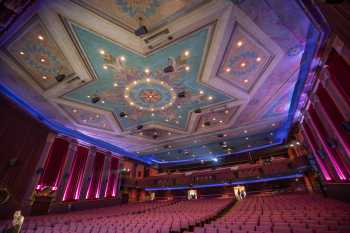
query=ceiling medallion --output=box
[124,78,177,111]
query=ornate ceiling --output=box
[0,0,322,165]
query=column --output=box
[80,146,96,200]
[55,140,78,201]
[115,158,123,198]
[312,88,350,161]
[306,108,347,180]
[102,153,111,198]
[301,124,332,181]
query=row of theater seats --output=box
[188,193,350,233]
[0,198,231,233]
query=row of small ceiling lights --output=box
[140,123,277,155]
[71,108,107,128]
[224,40,262,84]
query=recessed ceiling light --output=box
[185,65,190,71]
[146,78,151,82]
[96,114,100,118]
[168,132,172,135]
[199,90,204,95]
[99,49,105,55]
[151,108,154,112]
[120,56,126,61]
[151,113,155,117]
[208,96,213,101]
[224,110,229,114]
[256,57,261,62]
[144,68,150,74]
[165,119,169,122]
[244,79,249,83]
[125,87,129,90]
[40,58,46,63]
[237,41,243,47]
[103,65,108,70]
[240,62,246,67]
[38,35,44,40]
[212,117,216,121]
[130,102,134,106]
[178,115,182,119]
[133,81,138,85]
[124,95,128,98]
[87,95,91,98]
[219,120,223,123]
[170,88,174,91]
[42,75,48,80]
[184,50,190,57]
[72,109,77,113]
[225,67,231,73]
[113,83,118,87]
[19,51,25,55]
[139,107,143,110]
[177,105,181,109]
[101,100,105,104]
[244,130,248,134]
[139,132,143,136]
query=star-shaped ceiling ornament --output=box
[64,22,233,131]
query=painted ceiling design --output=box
[64,23,232,131]
[6,19,74,90]
[0,0,322,164]
[72,0,209,30]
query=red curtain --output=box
[327,49,350,105]
[104,157,120,198]
[86,151,105,199]
[62,145,88,201]
[37,137,69,190]
[303,122,335,181]
[317,85,350,146]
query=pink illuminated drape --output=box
[86,151,105,199]
[37,137,69,190]
[104,157,120,198]
[317,85,350,159]
[302,123,332,181]
[62,145,88,201]
[308,106,348,180]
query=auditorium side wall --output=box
[0,94,50,219]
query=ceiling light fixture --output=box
[134,17,148,37]
[19,51,24,55]
[184,50,190,57]
[38,35,44,40]
[99,49,105,55]
[237,41,243,47]
[256,57,261,62]
[225,67,231,73]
